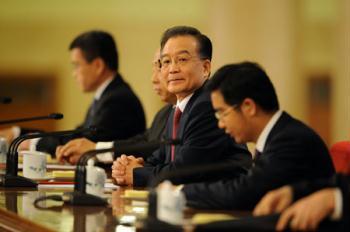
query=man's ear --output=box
[93,58,105,76]
[202,60,211,79]
[241,98,257,117]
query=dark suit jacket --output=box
[113,104,173,159]
[194,175,349,232]
[133,83,252,187]
[183,112,335,210]
[37,74,146,156]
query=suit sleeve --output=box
[182,130,334,210]
[113,105,171,160]
[113,130,158,159]
[133,101,251,187]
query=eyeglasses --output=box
[214,105,239,120]
[160,54,204,69]
[152,60,161,70]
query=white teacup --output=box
[85,164,106,197]
[0,137,8,164]
[21,150,47,179]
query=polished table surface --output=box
[0,186,124,232]
[0,184,252,232]
[1,156,252,232]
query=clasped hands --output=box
[111,154,144,186]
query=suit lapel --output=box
[171,82,207,161]
[263,111,292,153]
[82,74,123,128]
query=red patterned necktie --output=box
[171,107,182,161]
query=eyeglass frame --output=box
[214,104,240,121]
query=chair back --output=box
[330,141,350,174]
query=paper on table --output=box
[47,164,76,170]
[18,164,76,170]
[51,170,75,178]
[104,182,119,189]
[191,213,236,225]
[122,190,149,199]
[38,183,74,189]
[38,182,119,189]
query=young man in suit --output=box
[254,174,349,231]
[112,26,252,187]
[55,49,177,164]
[1,30,146,156]
[181,62,335,210]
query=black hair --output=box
[69,30,118,71]
[160,26,212,61]
[208,61,279,112]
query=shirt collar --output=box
[176,93,194,112]
[255,110,283,152]
[94,76,114,100]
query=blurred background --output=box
[0,0,348,146]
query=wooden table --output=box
[0,183,250,232]
[0,186,121,232]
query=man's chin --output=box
[167,88,181,96]
[230,134,240,143]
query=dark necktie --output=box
[171,107,182,161]
[254,149,262,162]
[86,99,98,127]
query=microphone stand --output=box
[147,161,238,219]
[0,127,95,188]
[0,97,12,104]
[0,113,63,125]
[149,161,236,188]
[63,148,112,206]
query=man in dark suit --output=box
[181,62,335,210]
[111,26,252,187]
[7,30,146,156]
[254,174,349,231]
[55,49,176,164]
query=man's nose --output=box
[218,120,225,130]
[169,60,180,73]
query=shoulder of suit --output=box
[268,112,324,145]
[184,86,211,111]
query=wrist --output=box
[325,188,336,214]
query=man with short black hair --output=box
[38,30,146,156]
[182,61,335,210]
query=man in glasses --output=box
[181,62,335,211]
[112,26,252,187]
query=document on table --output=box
[18,164,76,170]
[38,181,119,189]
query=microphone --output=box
[150,161,244,188]
[0,113,63,125]
[0,97,12,104]
[63,138,181,206]
[147,161,243,220]
[0,126,97,188]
